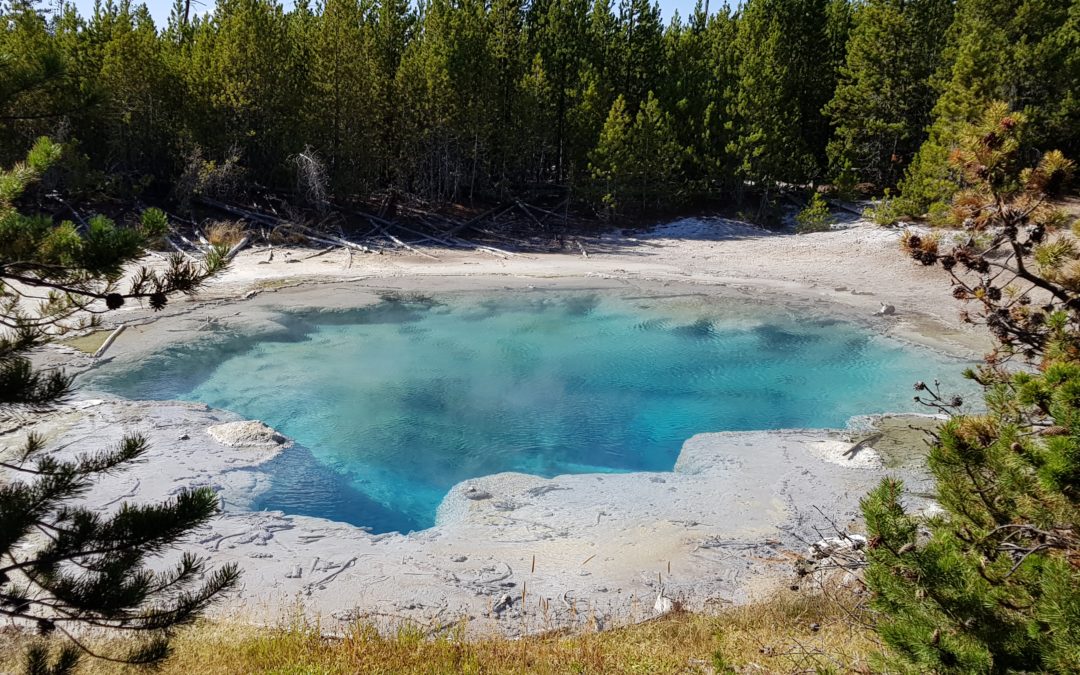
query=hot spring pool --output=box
[91,291,967,533]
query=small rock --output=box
[450,555,468,563]
[493,594,514,613]
[810,622,821,632]
[178,433,190,440]
[464,486,493,501]
[808,534,868,559]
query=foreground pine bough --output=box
[1,139,239,672]
[863,105,1080,673]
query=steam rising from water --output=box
[93,291,966,533]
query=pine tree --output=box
[864,103,1080,672]
[371,0,414,185]
[524,0,591,182]
[589,91,682,214]
[897,0,1078,218]
[183,0,304,185]
[487,0,528,188]
[308,0,378,192]
[589,93,632,215]
[0,1,88,165]
[0,139,239,672]
[795,190,834,233]
[392,0,490,200]
[699,7,740,193]
[824,0,953,190]
[733,0,841,192]
[91,3,182,190]
[616,0,663,110]
[659,2,729,190]
[575,0,621,157]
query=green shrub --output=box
[795,191,835,233]
[862,188,904,226]
[864,103,1080,673]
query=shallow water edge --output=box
[18,272,977,634]
[81,283,972,534]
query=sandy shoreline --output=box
[9,217,985,635]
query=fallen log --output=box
[164,237,198,260]
[444,203,515,238]
[93,324,126,358]
[303,245,338,260]
[281,221,378,254]
[196,196,283,226]
[527,198,569,225]
[515,200,546,230]
[826,198,866,216]
[415,218,476,248]
[341,207,454,252]
[174,231,206,253]
[301,232,375,254]
[474,244,517,258]
[366,219,439,260]
[225,236,250,261]
[374,218,464,249]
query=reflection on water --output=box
[89,291,968,534]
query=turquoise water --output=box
[92,291,967,533]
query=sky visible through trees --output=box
[73,0,722,26]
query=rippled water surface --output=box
[92,291,967,533]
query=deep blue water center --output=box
[92,291,964,533]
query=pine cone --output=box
[1039,426,1069,437]
[105,293,124,310]
[149,292,167,311]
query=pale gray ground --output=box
[4,218,982,635]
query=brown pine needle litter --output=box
[0,588,882,674]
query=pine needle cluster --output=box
[1,140,238,673]
[866,103,1080,672]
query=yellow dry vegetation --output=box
[205,221,247,247]
[0,589,881,674]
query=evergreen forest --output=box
[2,0,1077,218]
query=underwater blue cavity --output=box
[91,291,968,534]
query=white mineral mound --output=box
[207,420,290,447]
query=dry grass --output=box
[206,221,247,247]
[0,589,881,674]
[59,329,113,354]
